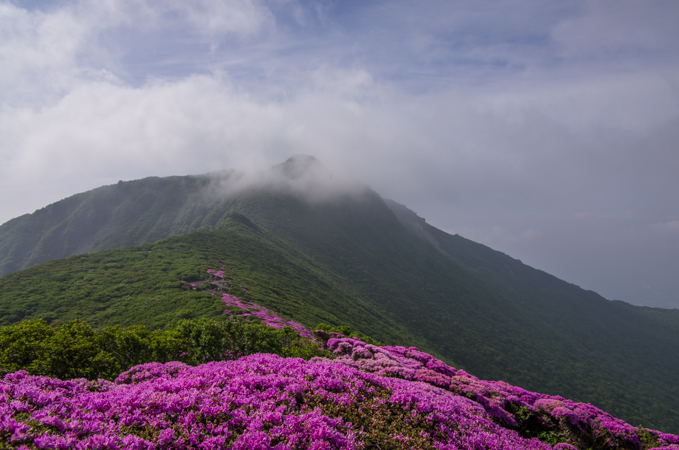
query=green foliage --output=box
[0,319,54,375]
[637,427,662,450]
[535,431,564,446]
[315,322,382,346]
[0,319,332,381]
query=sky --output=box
[1,0,678,308]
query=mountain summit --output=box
[271,154,325,180]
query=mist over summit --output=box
[205,154,369,206]
[271,154,323,180]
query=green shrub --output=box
[0,319,333,381]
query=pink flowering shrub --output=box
[204,268,313,338]
[1,333,678,449]
[220,293,312,338]
[3,354,554,450]
[317,336,679,450]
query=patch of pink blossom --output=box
[206,269,225,278]
[318,337,679,449]
[2,355,555,449]
[221,293,312,338]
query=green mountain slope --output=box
[386,199,679,430]
[0,216,423,348]
[1,156,678,432]
[0,171,240,277]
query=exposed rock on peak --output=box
[271,154,324,180]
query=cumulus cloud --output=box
[0,3,90,105]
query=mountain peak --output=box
[271,155,324,180]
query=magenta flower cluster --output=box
[185,268,313,338]
[205,269,225,279]
[4,353,566,450]
[1,335,679,449]
[220,294,312,338]
[321,337,679,450]
[1,356,361,449]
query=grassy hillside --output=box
[2,188,679,433]
[0,216,422,349]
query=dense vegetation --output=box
[1,158,679,433]
[0,318,332,381]
[0,220,420,349]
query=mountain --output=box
[1,155,679,433]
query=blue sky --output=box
[1,0,678,307]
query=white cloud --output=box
[0,3,90,105]
[176,0,274,37]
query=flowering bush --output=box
[317,336,679,450]
[2,338,678,449]
[2,354,554,450]
[199,268,314,338]
[220,294,312,339]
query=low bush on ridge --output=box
[0,318,330,381]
